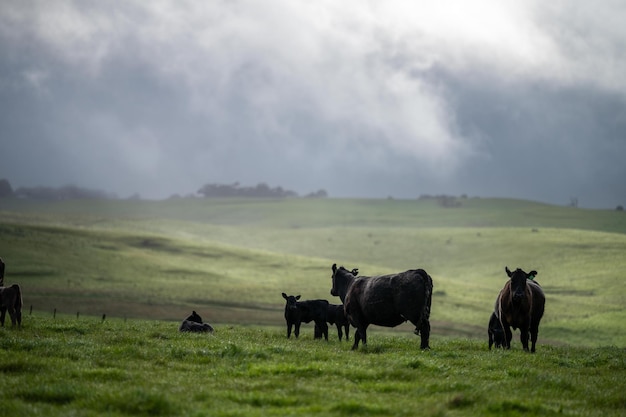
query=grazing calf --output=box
[282,293,329,340]
[488,311,505,349]
[496,267,545,352]
[326,304,350,341]
[179,310,214,333]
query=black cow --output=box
[326,304,350,341]
[314,303,351,341]
[488,311,505,349]
[496,267,545,352]
[282,293,329,340]
[0,258,23,327]
[179,310,214,333]
[330,263,433,350]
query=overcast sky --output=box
[1,1,625,208]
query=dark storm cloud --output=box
[0,1,624,207]
[432,66,626,206]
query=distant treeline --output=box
[418,194,467,208]
[0,179,116,200]
[0,179,328,200]
[196,182,327,199]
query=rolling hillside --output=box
[1,197,625,347]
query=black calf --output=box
[282,293,329,340]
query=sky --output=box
[1,1,625,208]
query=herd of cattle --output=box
[1,257,545,352]
[183,263,545,352]
[280,263,545,352]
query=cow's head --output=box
[282,293,301,311]
[186,310,203,323]
[505,266,536,303]
[330,264,358,298]
[330,264,339,297]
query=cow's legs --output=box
[318,321,328,340]
[336,324,343,341]
[313,321,328,340]
[409,313,431,350]
[504,325,513,349]
[530,324,539,353]
[314,324,322,339]
[0,307,5,327]
[352,328,363,350]
[294,322,301,338]
[8,307,16,326]
[352,326,368,350]
[520,328,530,351]
[419,319,430,350]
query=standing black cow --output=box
[0,258,23,328]
[330,263,433,350]
[496,267,545,352]
[322,268,358,341]
[282,293,329,340]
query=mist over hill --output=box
[2,178,624,211]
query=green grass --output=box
[1,197,625,347]
[2,197,626,232]
[1,316,624,416]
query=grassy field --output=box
[1,197,625,416]
[0,315,624,417]
[1,197,625,348]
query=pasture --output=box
[1,197,625,416]
[1,197,624,347]
[1,315,624,417]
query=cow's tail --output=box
[12,284,22,310]
[418,269,433,321]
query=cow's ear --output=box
[296,295,301,300]
[332,263,337,273]
[505,266,512,277]
[282,292,288,299]
[529,270,538,277]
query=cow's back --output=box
[297,299,329,323]
[347,269,430,326]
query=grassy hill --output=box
[1,197,625,347]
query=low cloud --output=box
[0,1,624,207]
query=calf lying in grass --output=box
[179,311,214,333]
